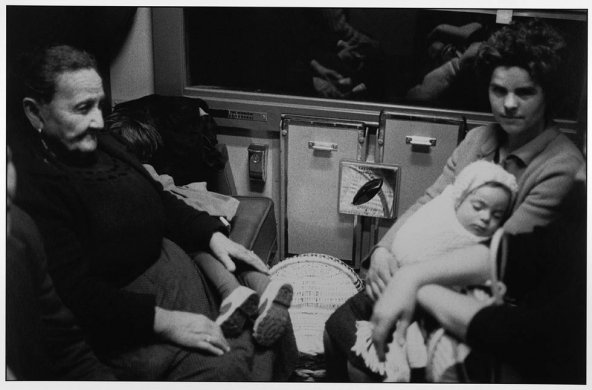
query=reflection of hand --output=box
[311,59,345,83]
[313,77,345,98]
[459,41,482,67]
[428,22,482,47]
[365,246,398,300]
[310,59,370,99]
[370,270,418,361]
[154,307,230,355]
[209,232,269,274]
[336,39,364,69]
[313,77,360,99]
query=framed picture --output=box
[338,160,400,219]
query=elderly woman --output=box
[12,44,297,381]
[324,19,584,382]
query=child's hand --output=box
[365,247,398,301]
[209,232,269,274]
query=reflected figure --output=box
[309,9,382,99]
[406,21,489,109]
[185,8,385,101]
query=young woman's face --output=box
[37,69,105,153]
[489,66,547,142]
[456,185,511,237]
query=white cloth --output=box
[143,164,240,220]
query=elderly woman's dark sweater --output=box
[14,133,226,349]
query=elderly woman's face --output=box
[38,69,105,153]
[489,66,546,140]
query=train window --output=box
[184,8,586,121]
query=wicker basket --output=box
[270,253,364,355]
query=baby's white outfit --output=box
[351,161,518,382]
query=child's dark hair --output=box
[105,108,162,163]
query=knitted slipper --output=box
[253,281,293,347]
[216,286,259,338]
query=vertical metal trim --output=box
[352,215,359,269]
[370,219,379,249]
[353,127,369,268]
[457,116,468,145]
[376,110,387,163]
[278,117,288,261]
[355,127,369,162]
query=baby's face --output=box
[456,185,511,237]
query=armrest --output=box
[210,144,237,196]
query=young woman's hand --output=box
[209,232,269,274]
[365,246,398,300]
[154,307,230,355]
[370,268,419,361]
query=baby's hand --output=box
[365,247,398,301]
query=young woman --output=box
[324,19,584,382]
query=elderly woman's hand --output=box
[154,307,230,355]
[209,232,269,274]
[365,246,398,301]
[370,268,419,361]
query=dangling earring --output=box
[37,127,55,159]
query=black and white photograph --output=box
[3,4,588,385]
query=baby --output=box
[106,108,293,347]
[353,160,518,381]
[391,159,517,268]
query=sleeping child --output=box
[106,108,293,347]
[352,160,518,381]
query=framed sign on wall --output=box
[338,160,400,219]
